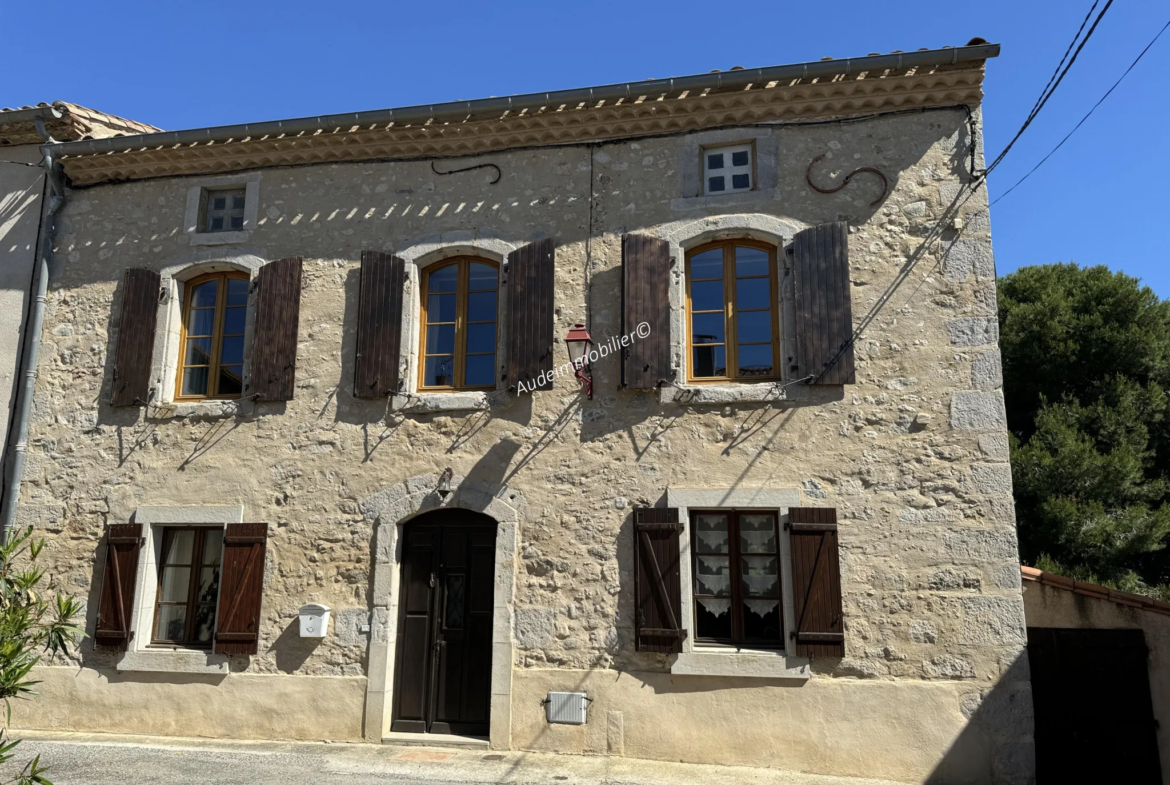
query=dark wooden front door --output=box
[391,511,496,736]
[1027,627,1162,783]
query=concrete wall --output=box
[11,107,1032,783]
[1023,580,1170,783]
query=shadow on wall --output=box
[269,617,325,673]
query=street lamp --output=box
[564,323,594,400]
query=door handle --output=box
[430,572,435,588]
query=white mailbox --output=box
[298,604,331,638]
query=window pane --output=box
[743,600,781,641]
[735,246,770,278]
[164,530,195,564]
[185,337,213,366]
[696,555,731,596]
[424,356,455,387]
[232,196,246,210]
[468,263,497,290]
[210,217,224,230]
[465,323,495,354]
[197,567,220,604]
[230,216,244,230]
[191,280,219,308]
[732,173,751,190]
[428,264,458,293]
[690,280,723,312]
[187,308,215,336]
[212,197,226,211]
[467,292,497,322]
[463,354,496,386]
[427,294,456,323]
[737,344,774,377]
[690,249,723,279]
[707,176,725,192]
[691,312,725,345]
[739,514,777,554]
[181,367,210,397]
[696,598,732,639]
[736,310,773,344]
[222,306,246,335]
[226,277,249,306]
[218,366,243,396]
[692,344,726,378]
[220,336,244,366]
[694,514,729,554]
[157,605,186,642]
[193,605,216,643]
[426,324,455,354]
[732,150,749,167]
[706,153,724,170]
[202,529,224,565]
[736,278,770,310]
[159,566,192,602]
[741,556,779,597]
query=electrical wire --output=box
[991,17,1170,206]
[1026,0,1100,122]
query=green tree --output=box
[1000,263,1170,597]
[0,527,82,785]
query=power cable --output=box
[1026,0,1100,122]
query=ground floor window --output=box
[152,527,223,646]
[691,510,783,645]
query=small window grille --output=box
[203,189,247,232]
[703,144,753,195]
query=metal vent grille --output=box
[545,691,588,725]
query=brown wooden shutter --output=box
[788,507,844,658]
[354,251,406,398]
[94,523,143,650]
[110,268,160,406]
[214,522,269,656]
[248,257,303,402]
[790,222,855,384]
[505,239,555,390]
[633,507,685,653]
[621,234,672,389]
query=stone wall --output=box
[13,107,1032,782]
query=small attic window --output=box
[202,188,247,232]
[703,143,754,195]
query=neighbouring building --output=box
[6,40,1035,784]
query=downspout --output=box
[0,136,65,545]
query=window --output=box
[703,143,753,194]
[176,271,248,400]
[419,258,499,390]
[692,510,783,646]
[686,240,778,382]
[203,189,247,233]
[152,527,223,647]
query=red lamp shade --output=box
[565,323,593,367]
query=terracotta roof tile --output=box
[1021,565,1170,618]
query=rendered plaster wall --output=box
[1023,581,1170,782]
[17,107,1030,782]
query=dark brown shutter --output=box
[354,251,406,398]
[214,522,268,655]
[790,222,855,384]
[788,507,844,658]
[505,239,555,390]
[94,523,143,650]
[249,257,303,401]
[633,507,685,653]
[621,234,672,388]
[110,268,160,406]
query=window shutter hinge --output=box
[158,287,168,303]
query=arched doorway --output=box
[391,508,497,737]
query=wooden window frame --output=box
[699,141,757,195]
[150,526,223,648]
[201,188,247,233]
[685,239,780,383]
[691,509,784,648]
[418,257,499,392]
[175,270,249,401]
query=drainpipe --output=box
[0,136,65,545]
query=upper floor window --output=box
[703,144,753,194]
[686,240,778,382]
[692,510,783,646]
[419,258,499,390]
[177,271,248,400]
[203,189,246,233]
[153,526,223,647]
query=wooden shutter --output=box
[621,234,672,388]
[249,257,303,402]
[788,507,844,657]
[214,522,268,655]
[354,251,406,398]
[94,523,143,650]
[110,268,160,406]
[790,222,855,384]
[505,239,555,390]
[633,507,685,653]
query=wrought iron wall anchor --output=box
[805,154,888,206]
[430,160,502,184]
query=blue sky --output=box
[6,1,1168,294]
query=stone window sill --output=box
[188,229,252,246]
[660,381,790,406]
[391,391,493,413]
[115,648,230,675]
[671,188,779,212]
[671,648,810,680]
[148,400,248,420]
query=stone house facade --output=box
[7,40,1033,784]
